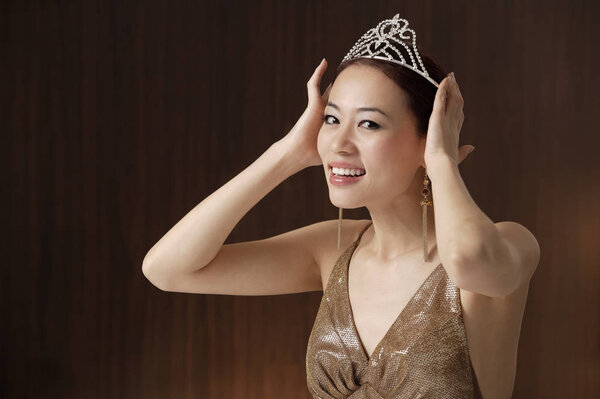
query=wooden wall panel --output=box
[2,0,598,397]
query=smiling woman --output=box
[142,12,539,399]
[304,15,539,399]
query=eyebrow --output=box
[326,102,390,119]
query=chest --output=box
[346,261,441,358]
[319,251,530,399]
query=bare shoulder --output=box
[309,218,373,291]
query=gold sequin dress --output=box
[306,222,483,398]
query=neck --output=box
[362,169,437,264]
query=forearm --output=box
[142,140,303,279]
[427,156,501,268]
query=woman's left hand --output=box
[424,72,474,169]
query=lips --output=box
[329,168,366,185]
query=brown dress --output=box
[306,222,483,398]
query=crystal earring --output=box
[337,207,343,249]
[420,170,433,262]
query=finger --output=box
[454,91,464,129]
[432,75,451,115]
[322,82,332,103]
[307,58,328,104]
[449,85,464,136]
[446,75,462,116]
[458,148,466,164]
[446,75,458,115]
[457,109,464,132]
[455,77,464,104]
[453,77,464,117]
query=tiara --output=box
[341,14,440,88]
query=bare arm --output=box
[141,140,304,288]
[425,74,539,298]
[142,59,332,294]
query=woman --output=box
[142,14,540,399]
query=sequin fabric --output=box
[306,222,483,398]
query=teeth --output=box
[332,167,366,176]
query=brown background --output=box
[2,0,599,397]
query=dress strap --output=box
[323,221,372,295]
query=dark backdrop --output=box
[3,0,599,397]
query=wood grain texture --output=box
[2,0,598,397]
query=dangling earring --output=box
[420,170,433,262]
[337,207,343,249]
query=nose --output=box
[330,122,356,153]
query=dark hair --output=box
[330,53,448,137]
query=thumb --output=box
[458,145,475,164]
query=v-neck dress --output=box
[306,222,483,398]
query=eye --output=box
[322,114,338,124]
[360,120,380,130]
[323,114,380,130]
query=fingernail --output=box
[468,146,475,153]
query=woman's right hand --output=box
[277,58,332,169]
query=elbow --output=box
[142,257,172,292]
[484,231,524,297]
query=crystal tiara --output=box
[341,14,440,88]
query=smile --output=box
[329,167,366,185]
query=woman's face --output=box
[317,64,426,209]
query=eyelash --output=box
[322,114,381,130]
